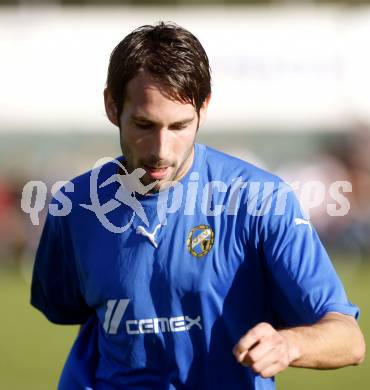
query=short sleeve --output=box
[30,211,93,324]
[259,185,359,327]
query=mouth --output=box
[143,165,170,180]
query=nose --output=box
[149,127,168,162]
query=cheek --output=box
[121,128,144,152]
[177,131,196,152]
[120,134,140,165]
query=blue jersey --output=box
[31,144,359,390]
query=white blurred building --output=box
[1,5,370,133]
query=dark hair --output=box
[106,21,211,120]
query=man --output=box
[31,22,365,389]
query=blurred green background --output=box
[0,260,368,389]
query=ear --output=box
[104,88,119,127]
[198,93,211,128]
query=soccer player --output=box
[31,22,365,389]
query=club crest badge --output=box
[186,225,214,257]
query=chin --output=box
[154,178,178,192]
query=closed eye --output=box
[135,122,154,130]
[169,124,187,131]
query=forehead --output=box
[124,72,196,120]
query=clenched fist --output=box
[233,322,299,378]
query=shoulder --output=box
[51,156,122,207]
[198,145,305,225]
[199,144,283,185]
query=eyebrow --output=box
[131,115,195,126]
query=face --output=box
[105,72,210,192]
